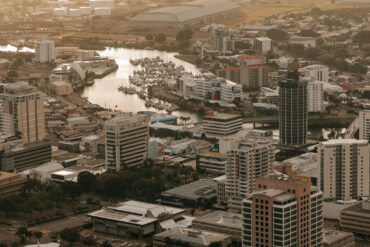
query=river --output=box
[0,44,345,139]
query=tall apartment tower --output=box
[226,138,274,212]
[35,40,55,63]
[210,24,234,54]
[0,82,45,144]
[359,110,370,140]
[279,70,308,147]
[318,139,370,201]
[242,174,323,247]
[215,66,269,89]
[254,37,272,54]
[307,80,324,113]
[105,113,150,171]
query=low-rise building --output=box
[214,175,227,204]
[153,227,232,247]
[88,208,157,239]
[192,211,242,245]
[0,141,52,172]
[236,55,266,66]
[52,81,73,96]
[340,200,370,241]
[0,171,27,198]
[289,36,318,48]
[203,113,243,137]
[159,179,217,209]
[323,229,355,247]
[196,151,226,175]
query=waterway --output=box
[0,45,346,140]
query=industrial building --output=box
[318,139,370,201]
[105,113,150,171]
[242,174,323,247]
[130,0,239,28]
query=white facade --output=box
[318,139,370,201]
[35,40,55,63]
[302,64,329,83]
[90,0,114,9]
[94,7,111,16]
[359,110,370,140]
[69,8,81,17]
[105,114,150,171]
[220,82,242,103]
[289,36,317,48]
[226,139,274,212]
[53,8,68,16]
[203,113,243,137]
[254,37,272,54]
[307,80,324,112]
[209,24,234,54]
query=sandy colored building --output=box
[0,171,27,198]
[52,81,73,96]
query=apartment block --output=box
[226,138,274,212]
[215,66,269,89]
[307,80,324,113]
[0,171,27,198]
[318,139,370,201]
[359,110,370,140]
[242,174,323,247]
[301,64,329,83]
[203,113,243,137]
[35,40,55,63]
[254,37,273,54]
[0,82,46,144]
[105,113,150,171]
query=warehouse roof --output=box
[162,179,217,200]
[131,0,239,23]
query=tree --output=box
[33,231,42,243]
[145,34,153,41]
[266,29,288,41]
[60,181,82,198]
[209,242,222,247]
[100,241,112,247]
[176,28,193,41]
[60,228,80,246]
[77,171,95,192]
[81,236,97,246]
[155,33,167,43]
[298,30,320,37]
[15,227,29,244]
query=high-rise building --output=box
[254,37,273,54]
[0,82,46,144]
[318,139,370,201]
[242,174,323,247]
[105,113,150,171]
[279,71,308,147]
[210,24,234,54]
[359,110,370,140]
[307,80,324,113]
[215,66,269,89]
[35,40,55,63]
[226,138,274,212]
[301,64,329,83]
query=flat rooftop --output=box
[198,151,226,159]
[162,179,217,200]
[87,209,157,226]
[0,171,21,180]
[323,230,354,245]
[193,211,242,229]
[203,113,241,121]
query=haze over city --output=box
[0,0,369,247]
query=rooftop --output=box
[321,139,368,146]
[323,229,354,246]
[198,151,226,159]
[87,209,157,226]
[113,200,185,218]
[162,179,217,200]
[0,171,21,180]
[203,113,241,121]
[193,211,242,229]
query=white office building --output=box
[226,138,274,212]
[105,114,150,171]
[35,40,55,63]
[301,64,329,83]
[318,139,370,201]
[307,79,324,112]
[203,113,243,137]
[254,37,272,54]
[359,110,370,140]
